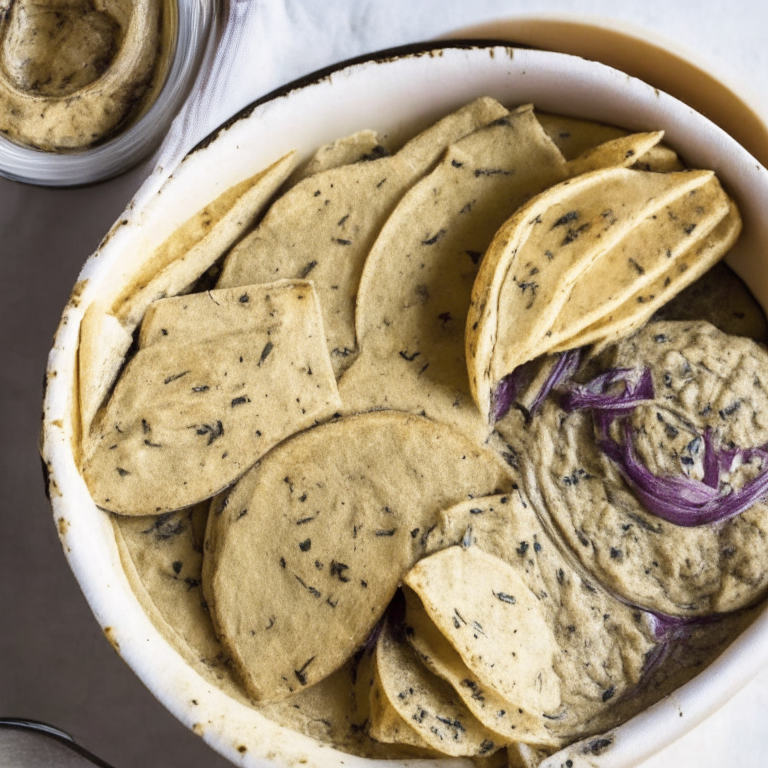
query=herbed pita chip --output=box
[373,616,502,756]
[292,130,390,184]
[112,502,236,683]
[203,410,514,703]
[549,204,742,353]
[544,174,731,351]
[113,152,299,331]
[216,97,509,378]
[466,167,717,422]
[114,497,421,758]
[403,546,562,714]
[78,307,133,437]
[401,587,560,749]
[138,279,315,349]
[566,131,664,176]
[341,106,569,442]
[83,282,341,515]
[536,113,627,159]
[424,495,656,741]
[78,152,299,437]
[536,112,684,173]
[369,664,436,750]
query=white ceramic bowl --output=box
[41,41,768,768]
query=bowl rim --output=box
[41,39,768,768]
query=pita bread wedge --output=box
[544,174,731,351]
[425,495,656,741]
[403,546,562,715]
[566,132,664,176]
[466,167,717,422]
[633,144,686,173]
[373,615,502,756]
[536,113,627,159]
[203,410,514,703]
[112,152,300,330]
[78,152,299,437]
[111,502,240,688]
[549,203,742,353]
[216,97,509,378]
[292,130,390,183]
[401,588,560,749]
[537,113,684,172]
[114,498,423,758]
[83,282,341,515]
[137,279,317,349]
[402,587,559,748]
[369,664,437,750]
[78,306,133,437]
[341,106,569,441]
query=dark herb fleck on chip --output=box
[421,229,446,246]
[231,396,251,407]
[330,561,350,582]
[299,539,311,552]
[494,591,516,604]
[399,350,420,362]
[259,342,274,366]
[295,575,321,597]
[295,656,315,685]
[300,260,318,278]
[552,210,579,228]
[561,222,591,246]
[474,168,511,177]
[194,421,224,445]
[164,371,190,384]
[172,561,182,574]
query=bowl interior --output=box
[41,42,768,768]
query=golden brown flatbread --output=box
[203,410,514,703]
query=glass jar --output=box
[0,0,218,187]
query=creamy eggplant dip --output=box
[0,0,163,150]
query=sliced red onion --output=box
[561,366,654,415]
[647,610,721,640]
[600,420,768,527]
[702,428,720,488]
[527,347,584,415]
[491,360,538,422]
[642,611,724,679]
[491,348,583,422]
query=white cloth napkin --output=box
[143,3,768,766]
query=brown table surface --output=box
[0,164,232,768]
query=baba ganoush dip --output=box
[0,0,165,150]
